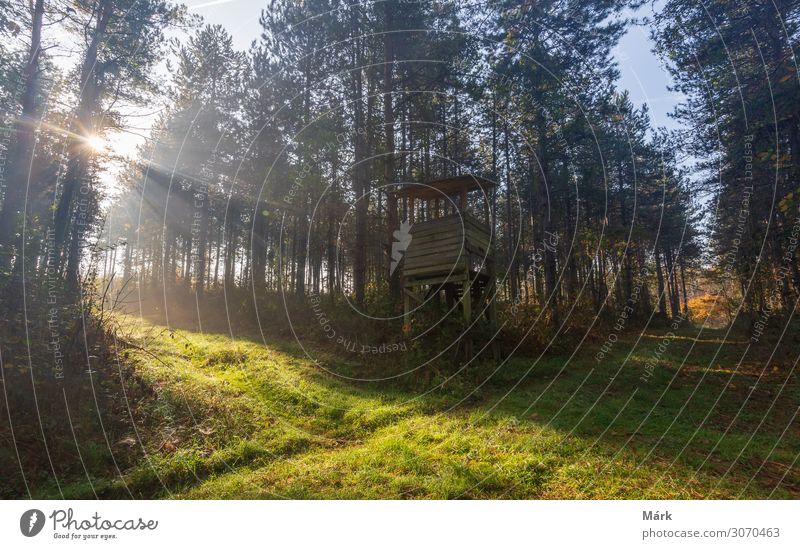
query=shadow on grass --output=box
[24,316,799,499]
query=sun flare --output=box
[86,135,106,153]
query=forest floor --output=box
[38,315,800,499]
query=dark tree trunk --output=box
[384,2,399,302]
[654,247,668,322]
[0,0,45,273]
[54,0,114,293]
[352,32,367,305]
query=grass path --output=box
[52,317,799,499]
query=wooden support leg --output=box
[462,279,473,358]
[486,280,498,326]
[445,283,456,308]
[487,281,499,360]
[487,260,498,327]
[462,280,471,323]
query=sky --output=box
[614,3,683,132]
[186,0,264,50]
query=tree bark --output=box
[54,0,114,292]
[352,18,367,305]
[0,0,45,272]
[384,2,399,301]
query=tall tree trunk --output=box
[0,0,45,273]
[214,222,222,287]
[327,173,338,305]
[384,2,399,301]
[352,23,367,305]
[225,208,237,288]
[619,179,634,305]
[679,252,689,315]
[665,246,680,318]
[54,0,114,293]
[195,180,209,300]
[505,121,517,301]
[252,201,267,295]
[637,248,652,319]
[654,247,668,322]
[533,115,558,325]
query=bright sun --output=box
[86,135,106,152]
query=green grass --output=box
[43,317,799,499]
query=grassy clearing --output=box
[41,316,799,499]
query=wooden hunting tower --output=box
[391,175,498,337]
